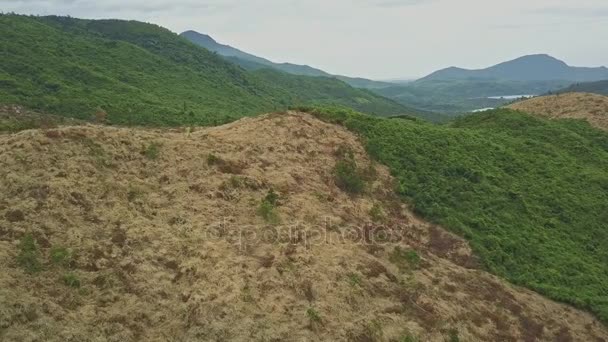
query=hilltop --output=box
[2,112,608,341]
[0,15,409,126]
[508,92,608,131]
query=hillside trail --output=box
[1,111,607,341]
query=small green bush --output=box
[369,203,385,222]
[16,234,42,274]
[50,246,71,266]
[62,272,81,288]
[346,272,362,287]
[143,142,161,160]
[390,247,421,271]
[257,189,281,224]
[306,307,322,324]
[334,149,365,194]
[446,329,460,342]
[207,154,220,165]
[400,333,419,342]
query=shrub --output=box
[390,247,421,271]
[16,234,42,274]
[62,272,81,288]
[346,272,362,287]
[257,189,281,224]
[306,307,322,324]
[334,149,365,194]
[400,333,419,342]
[369,203,385,222]
[207,153,220,165]
[447,329,460,342]
[143,142,161,160]
[50,246,71,267]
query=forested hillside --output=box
[0,15,409,126]
[302,106,608,322]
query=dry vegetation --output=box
[508,92,608,131]
[1,112,607,341]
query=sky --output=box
[2,0,608,79]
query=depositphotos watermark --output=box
[187,217,424,250]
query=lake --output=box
[487,94,536,100]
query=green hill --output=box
[0,15,408,126]
[301,105,608,322]
[374,79,570,114]
[555,80,608,96]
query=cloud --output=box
[0,0,234,13]
[361,0,437,8]
[1,0,606,79]
[529,6,608,18]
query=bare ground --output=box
[0,112,606,341]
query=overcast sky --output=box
[2,0,607,79]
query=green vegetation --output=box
[143,142,161,160]
[369,203,386,223]
[334,147,366,194]
[258,189,280,224]
[16,234,42,274]
[306,307,322,324]
[555,80,608,96]
[346,272,362,287]
[374,79,570,114]
[301,106,608,322]
[50,246,71,266]
[62,272,81,288]
[0,14,409,126]
[400,333,419,342]
[390,247,421,271]
[446,329,460,342]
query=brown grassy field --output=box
[508,92,608,131]
[1,112,607,341]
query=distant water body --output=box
[471,94,537,112]
[487,94,536,100]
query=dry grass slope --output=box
[1,112,607,341]
[507,92,608,131]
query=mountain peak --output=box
[419,54,608,82]
[180,30,217,44]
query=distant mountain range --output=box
[180,31,394,89]
[419,54,608,82]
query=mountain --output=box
[555,80,608,96]
[2,111,608,340]
[180,30,332,77]
[180,30,395,89]
[0,15,409,126]
[420,54,608,82]
[369,54,606,114]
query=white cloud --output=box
[2,0,607,79]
